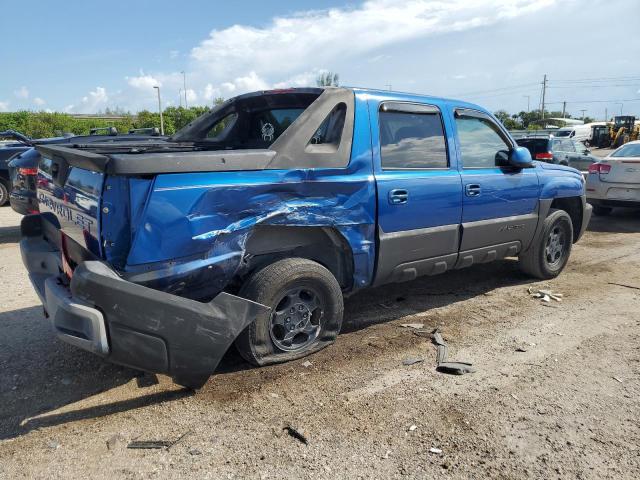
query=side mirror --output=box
[508,146,533,168]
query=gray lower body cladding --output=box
[20,215,269,388]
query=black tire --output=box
[0,180,9,206]
[235,258,344,366]
[519,209,573,280]
[592,205,612,216]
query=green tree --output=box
[316,72,339,87]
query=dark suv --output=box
[6,128,165,215]
[516,136,598,172]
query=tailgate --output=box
[35,145,106,258]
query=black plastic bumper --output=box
[588,198,640,209]
[20,215,269,389]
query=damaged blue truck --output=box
[20,87,591,388]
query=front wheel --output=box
[519,209,573,279]
[235,258,344,366]
[0,180,9,206]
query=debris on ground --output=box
[431,329,475,375]
[528,287,563,303]
[608,282,640,291]
[402,358,424,366]
[400,323,424,330]
[301,360,313,368]
[283,426,308,445]
[515,345,528,352]
[188,448,202,456]
[429,447,443,454]
[127,431,191,450]
[46,441,60,450]
[612,376,623,383]
[408,425,417,432]
[106,433,126,451]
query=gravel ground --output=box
[0,205,639,479]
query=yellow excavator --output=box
[610,116,639,148]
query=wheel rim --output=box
[0,184,7,205]
[269,287,323,352]
[545,225,567,268]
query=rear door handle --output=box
[465,184,481,197]
[389,189,409,205]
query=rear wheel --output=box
[235,258,344,366]
[592,205,612,216]
[0,180,9,206]
[519,209,573,279]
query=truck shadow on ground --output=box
[587,209,640,234]
[0,259,536,440]
[0,305,192,441]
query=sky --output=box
[1,0,639,119]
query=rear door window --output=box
[379,107,448,169]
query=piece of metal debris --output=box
[400,323,424,330]
[402,358,424,366]
[429,447,443,454]
[283,426,308,445]
[613,376,623,383]
[608,282,640,291]
[528,287,563,303]
[127,431,191,450]
[408,425,417,432]
[431,329,475,375]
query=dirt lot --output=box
[0,204,638,479]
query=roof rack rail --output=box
[128,127,161,136]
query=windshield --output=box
[553,130,571,137]
[611,143,640,158]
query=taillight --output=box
[18,167,38,176]
[588,163,611,174]
[535,152,553,160]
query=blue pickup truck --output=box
[20,87,591,388]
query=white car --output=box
[586,140,640,215]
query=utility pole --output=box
[562,101,566,118]
[523,95,530,112]
[580,109,587,121]
[178,89,183,108]
[605,107,608,122]
[181,71,188,108]
[153,86,164,135]
[540,74,548,121]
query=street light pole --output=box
[181,71,188,108]
[178,88,183,108]
[153,86,164,136]
[523,95,530,112]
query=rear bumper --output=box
[20,214,269,388]
[588,198,640,209]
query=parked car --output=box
[586,140,640,215]
[516,136,598,172]
[0,131,36,206]
[20,87,591,389]
[7,129,165,215]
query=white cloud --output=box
[190,0,555,82]
[0,101,9,112]
[99,0,562,110]
[74,87,109,113]
[14,86,29,99]
[63,104,75,113]
[33,97,46,106]
[127,74,161,89]
[185,88,198,103]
